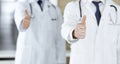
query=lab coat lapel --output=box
[86,3,97,21]
[85,2,98,27]
[34,1,43,13]
[43,1,49,13]
[34,0,49,13]
[99,4,110,28]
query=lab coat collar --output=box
[88,0,106,4]
[26,0,47,3]
[78,0,105,5]
[36,0,48,2]
[37,0,45,2]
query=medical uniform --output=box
[61,0,120,64]
[14,0,66,64]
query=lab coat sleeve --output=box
[61,2,79,44]
[14,2,30,32]
[56,7,66,64]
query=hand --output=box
[22,9,31,29]
[73,15,86,39]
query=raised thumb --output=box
[81,15,86,24]
[25,9,29,16]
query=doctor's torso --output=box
[16,1,59,46]
[63,0,120,64]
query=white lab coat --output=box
[61,0,120,64]
[14,0,66,64]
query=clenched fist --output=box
[22,9,31,29]
[73,15,86,39]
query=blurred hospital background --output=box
[0,0,74,64]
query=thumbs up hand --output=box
[73,15,86,39]
[22,9,31,29]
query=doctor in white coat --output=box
[14,0,66,64]
[61,0,120,64]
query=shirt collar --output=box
[37,0,46,5]
[37,0,45,2]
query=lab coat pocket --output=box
[47,5,57,22]
[104,22,118,46]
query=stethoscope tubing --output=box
[79,0,82,17]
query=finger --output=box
[79,25,86,29]
[24,9,31,20]
[81,15,86,24]
[25,16,30,20]
[79,35,85,39]
[78,33,85,39]
[75,30,85,36]
[77,28,85,33]
[76,33,85,39]
[80,29,86,33]
[76,26,85,31]
[76,24,86,30]
[25,9,29,16]
[79,32,85,36]
[23,19,30,22]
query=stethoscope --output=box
[79,0,118,25]
[29,3,57,21]
[79,0,82,17]
[109,4,118,25]
[29,3,35,19]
